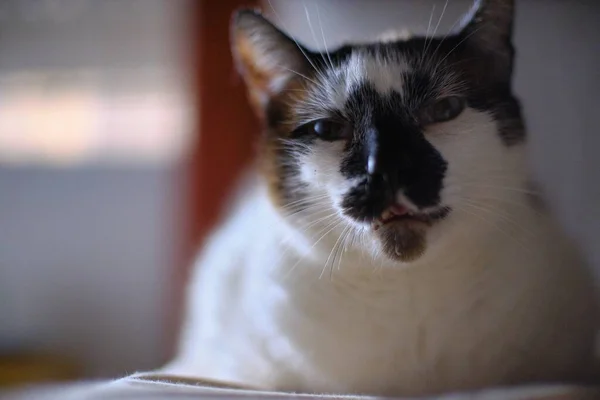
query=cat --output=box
[164,0,599,396]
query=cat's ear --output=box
[457,0,515,82]
[231,9,311,117]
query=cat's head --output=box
[231,0,526,263]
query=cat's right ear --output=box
[456,0,515,83]
[231,9,311,118]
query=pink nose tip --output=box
[391,204,408,216]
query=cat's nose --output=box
[367,154,377,175]
[365,127,398,189]
[365,127,380,176]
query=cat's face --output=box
[232,0,526,263]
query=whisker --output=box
[336,225,353,269]
[266,0,329,85]
[420,3,437,68]
[280,193,330,209]
[430,0,449,44]
[434,24,484,70]
[316,3,336,72]
[281,200,329,216]
[422,0,448,69]
[454,204,533,256]
[471,194,545,215]
[452,171,530,181]
[428,4,471,71]
[281,198,327,208]
[280,215,342,280]
[461,198,535,238]
[283,204,331,219]
[286,217,343,278]
[296,212,339,233]
[303,2,333,75]
[336,225,354,272]
[457,182,540,196]
[321,223,349,280]
[279,65,320,86]
[276,213,338,265]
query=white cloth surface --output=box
[2,373,599,400]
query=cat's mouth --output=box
[372,204,449,231]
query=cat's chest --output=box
[184,192,595,394]
[245,247,513,392]
[254,245,493,353]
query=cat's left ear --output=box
[457,0,515,83]
[231,9,312,118]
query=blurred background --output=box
[0,0,197,384]
[0,0,598,389]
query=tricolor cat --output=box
[165,0,598,396]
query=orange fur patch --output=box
[258,79,310,209]
[233,27,315,209]
[234,33,277,121]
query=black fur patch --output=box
[245,8,525,216]
[339,82,448,221]
[309,35,526,147]
[234,2,523,261]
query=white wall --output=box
[0,0,188,378]
[0,168,179,377]
[269,0,600,280]
[0,0,185,72]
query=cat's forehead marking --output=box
[376,29,412,43]
[313,49,411,114]
[345,50,410,97]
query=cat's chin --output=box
[370,206,450,262]
[375,221,428,262]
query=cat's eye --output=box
[421,96,465,124]
[308,119,349,141]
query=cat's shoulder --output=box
[192,171,285,275]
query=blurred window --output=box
[0,0,192,166]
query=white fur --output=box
[163,52,598,397]
[345,51,409,95]
[377,29,412,43]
